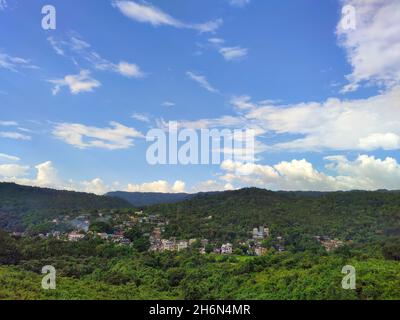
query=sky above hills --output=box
[1,0,400,194]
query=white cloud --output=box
[53,121,143,150]
[0,164,29,178]
[220,155,400,191]
[186,71,219,93]
[0,153,20,162]
[192,179,234,192]
[0,121,18,126]
[337,0,400,92]
[49,70,101,95]
[131,112,150,123]
[162,101,175,107]
[117,61,144,78]
[208,38,225,45]
[230,95,255,110]
[207,38,248,62]
[172,180,186,193]
[219,46,248,61]
[0,159,188,195]
[34,161,61,188]
[243,85,400,152]
[82,178,109,195]
[0,52,38,72]
[126,180,186,193]
[358,133,400,150]
[47,35,144,78]
[0,131,31,140]
[229,0,250,8]
[112,0,222,33]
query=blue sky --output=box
[1,0,400,194]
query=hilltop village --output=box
[10,209,345,255]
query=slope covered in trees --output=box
[147,188,400,245]
[0,183,132,231]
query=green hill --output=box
[147,188,400,244]
[0,183,132,231]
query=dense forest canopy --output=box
[0,182,132,231]
[0,183,399,300]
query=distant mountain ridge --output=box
[106,191,197,207]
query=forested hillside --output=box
[148,188,400,244]
[0,183,132,231]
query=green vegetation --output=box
[0,185,399,300]
[0,236,399,300]
[0,182,132,232]
[149,188,400,245]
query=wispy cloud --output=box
[219,46,248,61]
[0,120,18,126]
[162,101,175,107]
[48,70,101,95]
[0,153,20,162]
[47,34,144,78]
[0,131,31,140]
[207,38,248,61]
[131,112,151,123]
[186,71,219,93]
[0,52,38,72]
[112,0,222,33]
[53,121,143,150]
[228,0,250,8]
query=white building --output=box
[221,243,233,254]
[177,240,188,251]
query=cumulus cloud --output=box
[0,158,188,195]
[53,121,143,150]
[244,86,400,152]
[220,155,400,191]
[0,164,29,178]
[337,0,400,92]
[172,180,186,193]
[126,180,186,193]
[112,0,222,33]
[48,70,101,95]
[192,179,234,193]
[186,71,219,93]
[358,133,400,151]
[166,83,400,154]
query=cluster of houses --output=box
[314,236,345,252]
[10,210,346,255]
